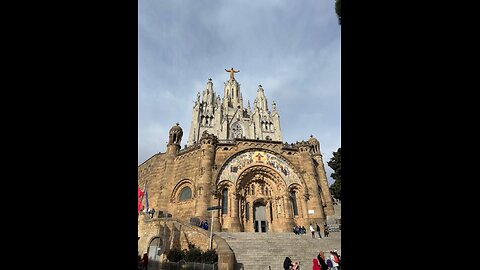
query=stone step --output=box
[216,232,341,270]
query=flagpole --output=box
[142,180,147,213]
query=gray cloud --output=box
[139,0,341,184]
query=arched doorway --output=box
[147,237,162,265]
[253,202,267,232]
[236,166,291,232]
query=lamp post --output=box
[206,206,222,250]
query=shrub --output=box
[184,246,202,262]
[166,248,184,262]
[201,249,218,264]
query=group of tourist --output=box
[283,249,341,270]
[292,225,307,234]
[316,249,341,270]
[293,223,329,238]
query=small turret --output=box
[167,123,183,155]
[308,135,321,155]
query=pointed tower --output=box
[187,69,283,144]
[187,79,220,146]
[251,84,283,141]
[223,74,243,111]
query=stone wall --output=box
[138,216,235,269]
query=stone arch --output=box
[215,148,309,192]
[217,180,235,214]
[236,165,288,196]
[171,179,194,203]
[215,148,311,232]
[146,236,162,260]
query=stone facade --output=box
[138,71,335,260]
[187,76,282,146]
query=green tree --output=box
[335,0,341,25]
[328,148,341,200]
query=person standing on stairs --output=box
[317,251,329,270]
[316,223,322,238]
[283,257,293,270]
[309,224,315,239]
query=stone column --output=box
[229,193,241,232]
[283,196,291,219]
[300,195,308,218]
[313,154,335,217]
[282,195,294,231]
[265,201,271,231]
[249,201,255,232]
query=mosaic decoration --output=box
[218,150,301,186]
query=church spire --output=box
[223,68,243,110]
[254,84,268,112]
[202,78,215,106]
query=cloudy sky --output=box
[139,0,340,184]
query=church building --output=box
[138,69,335,259]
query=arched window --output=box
[179,187,192,201]
[291,191,298,216]
[222,188,228,214]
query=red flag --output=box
[138,186,145,213]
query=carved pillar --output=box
[301,195,308,218]
[282,195,294,231]
[248,200,255,232]
[283,196,291,219]
[229,193,241,232]
[266,201,271,231]
[212,196,221,232]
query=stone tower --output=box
[187,70,282,145]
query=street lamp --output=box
[206,206,222,250]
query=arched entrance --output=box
[147,237,162,265]
[253,202,267,232]
[216,149,311,232]
[236,166,291,232]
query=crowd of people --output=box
[293,222,329,238]
[283,249,341,270]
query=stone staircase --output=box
[216,231,341,270]
[214,203,342,270]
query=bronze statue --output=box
[225,67,239,80]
